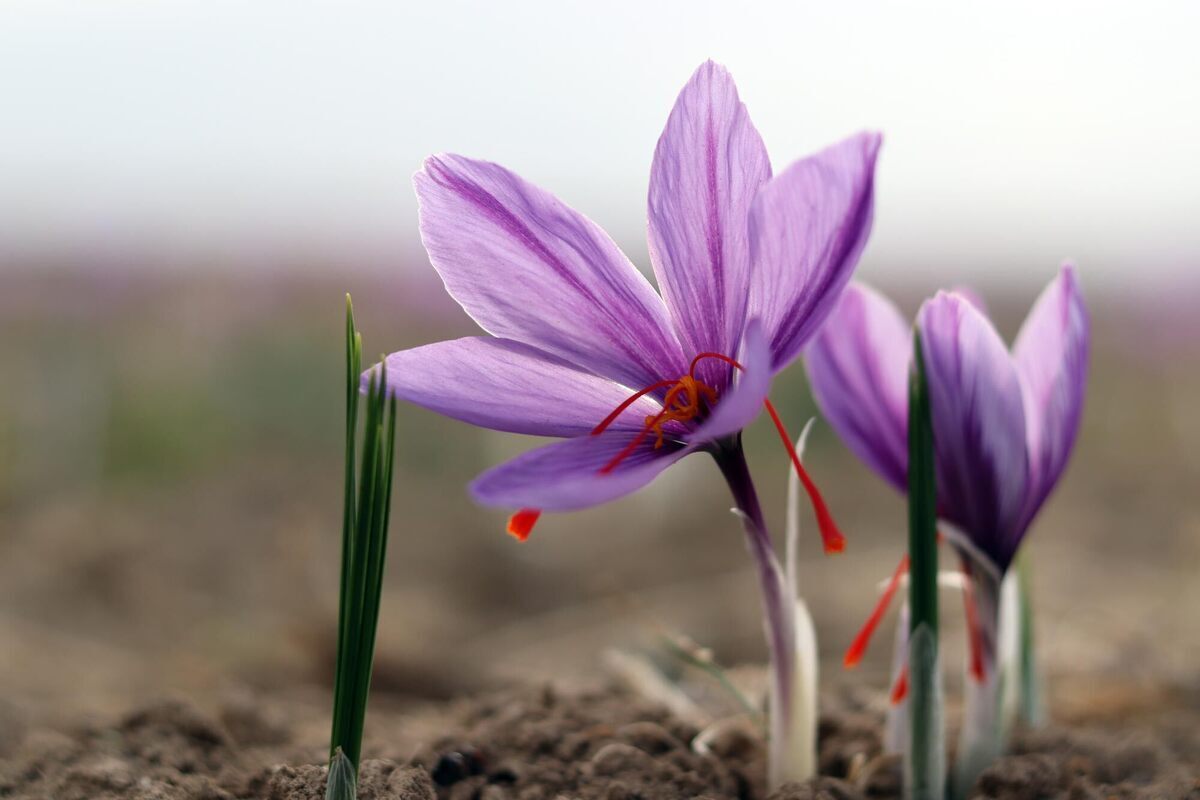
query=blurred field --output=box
[1,267,1198,725]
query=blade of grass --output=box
[329,297,398,789]
[330,296,360,761]
[906,330,945,800]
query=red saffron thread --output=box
[763,399,846,554]
[890,663,910,704]
[844,554,910,668]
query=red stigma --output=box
[764,400,846,554]
[506,508,541,541]
[844,554,909,668]
[890,663,909,705]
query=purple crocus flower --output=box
[807,266,1087,779]
[805,265,1089,575]
[376,61,879,549]
[373,61,880,787]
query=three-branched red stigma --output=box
[842,537,987,705]
[507,351,847,556]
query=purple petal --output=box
[748,132,882,371]
[918,292,1029,570]
[688,318,772,443]
[804,283,911,491]
[470,433,696,511]
[371,338,662,437]
[1012,264,1089,526]
[416,154,686,390]
[648,61,771,388]
[952,285,989,315]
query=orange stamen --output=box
[961,570,986,682]
[890,663,910,704]
[844,554,910,668]
[506,508,541,541]
[763,399,846,554]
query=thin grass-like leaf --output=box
[329,298,398,796]
[906,330,945,800]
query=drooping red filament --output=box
[763,399,846,554]
[890,663,910,704]
[960,569,986,682]
[844,554,910,668]
[506,508,541,542]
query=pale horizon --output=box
[2,1,1198,292]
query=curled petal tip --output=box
[506,508,541,541]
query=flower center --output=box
[508,352,850,557]
[591,352,733,475]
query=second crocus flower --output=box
[805,265,1089,794]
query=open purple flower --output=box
[805,265,1089,574]
[375,61,880,550]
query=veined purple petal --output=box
[918,292,1029,571]
[648,61,771,390]
[1013,264,1089,528]
[804,283,910,491]
[748,132,882,371]
[470,433,696,511]
[416,154,687,391]
[688,318,772,443]
[371,338,663,438]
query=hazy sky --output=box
[2,1,1198,290]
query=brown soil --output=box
[1,683,1196,800]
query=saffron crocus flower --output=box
[805,265,1088,794]
[806,265,1088,574]
[372,61,880,788]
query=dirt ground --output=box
[2,680,1197,799]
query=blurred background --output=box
[1,1,1198,724]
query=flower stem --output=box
[1016,551,1044,727]
[712,440,797,790]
